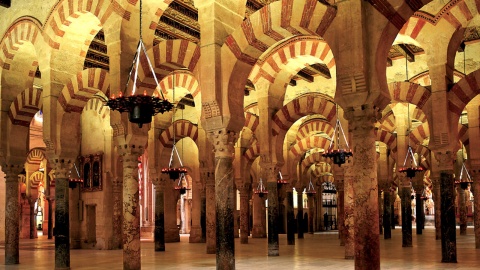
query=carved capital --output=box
[2,164,23,182]
[50,159,75,179]
[434,150,454,171]
[208,129,237,158]
[117,144,144,158]
[151,176,166,189]
[343,104,379,136]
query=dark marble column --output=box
[286,189,295,245]
[121,150,142,270]
[343,160,354,259]
[296,191,304,239]
[458,185,467,235]
[53,161,71,270]
[112,178,123,249]
[164,180,180,243]
[47,197,54,239]
[252,194,266,238]
[205,170,216,253]
[307,195,314,234]
[400,182,412,247]
[201,189,207,243]
[415,192,423,235]
[345,108,379,270]
[472,169,480,248]
[378,190,383,235]
[391,196,396,229]
[267,179,279,256]
[440,170,457,263]
[29,198,36,239]
[4,165,22,265]
[383,191,392,239]
[238,184,251,244]
[210,130,237,269]
[432,176,441,240]
[152,177,165,251]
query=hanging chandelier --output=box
[161,79,187,180]
[174,173,191,195]
[398,104,423,178]
[69,162,84,189]
[305,176,317,196]
[322,104,352,166]
[277,171,287,184]
[254,178,268,198]
[99,0,173,128]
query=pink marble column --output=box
[152,176,165,251]
[164,179,180,243]
[307,195,314,234]
[210,129,237,269]
[3,165,22,265]
[29,198,37,239]
[52,160,72,270]
[296,190,304,239]
[121,150,142,270]
[111,177,123,249]
[346,108,379,270]
[252,193,266,238]
[336,179,345,246]
[343,160,354,259]
[205,169,216,253]
[238,184,251,244]
[189,181,203,243]
[286,189,295,245]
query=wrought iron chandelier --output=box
[69,162,84,189]
[322,104,352,166]
[456,112,473,189]
[277,170,287,184]
[100,0,173,127]
[254,178,268,198]
[305,176,316,196]
[398,104,423,178]
[174,173,191,195]
[161,80,187,180]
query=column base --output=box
[268,250,279,256]
[252,226,266,238]
[189,226,203,243]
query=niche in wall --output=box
[79,154,103,192]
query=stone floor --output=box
[1,227,480,269]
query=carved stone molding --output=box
[343,105,380,137]
[434,151,455,171]
[208,128,237,158]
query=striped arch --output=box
[26,148,46,165]
[296,118,334,142]
[289,136,330,158]
[301,152,327,170]
[83,98,110,119]
[58,68,110,113]
[159,120,198,148]
[375,129,397,152]
[376,109,395,132]
[29,171,44,189]
[272,94,336,136]
[415,144,431,170]
[244,112,259,133]
[409,122,430,146]
[42,0,126,49]
[249,37,335,85]
[412,0,479,29]
[448,69,480,116]
[388,82,431,109]
[243,142,260,165]
[245,103,259,115]
[156,70,200,104]
[0,18,42,73]
[458,123,469,146]
[8,86,42,126]
[412,107,427,123]
[311,164,332,178]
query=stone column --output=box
[415,191,423,235]
[29,198,36,239]
[383,190,392,239]
[53,161,72,270]
[378,190,383,235]
[201,187,207,242]
[436,151,457,263]
[472,168,480,248]
[264,161,279,256]
[164,179,180,243]
[209,129,237,269]
[400,176,412,247]
[112,177,123,249]
[296,188,304,239]
[307,195,314,234]
[345,108,379,270]
[458,184,467,235]
[391,191,396,230]
[286,188,295,245]
[120,149,142,270]
[205,169,215,253]
[47,196,54,239]
[152,176,165,251]
[189,180,203,243]
[252,193,266,238]
[343,160,354,260]
[238,184,251,244]
[4,165,22,265]
[431,175,441,240]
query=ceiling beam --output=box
[309,63,331,79]
[0,0,11,8]
[296,69,314,83]
[396,44,415,62]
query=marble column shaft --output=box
[473,171,480,248]
[153,181,165,251]
[440,171,457,263]
[189,183,203,243]
[239,186,250,244]
[286,191,295,245]
[164,180,180,243]
[458,186,467,235]
[55,176,70,270]
[307,195,314,233]
[297,192,304,239]
[47,197,54,239]
[415,192,423,235]
[383,191,392,239]
[252,194,266,238]
[344,162,354,260]
[29,198,36,239]
[267,181,279,256]
[4,167,21,265]
[400,186,412,247]
[122,153,141,270]
[205,171,216,253]
[201,192,207,242]
[432,177,441,240]
[112,180,123,249]
[337,185,345,245]
[348,111,379,270]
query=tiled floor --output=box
[1,227,480,269]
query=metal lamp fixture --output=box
[322,104,352,166]
[398,104,423,178]
[254,178,268,198]
[100,0,173,127]
[174,173,191,195]
[305,176,317,196]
